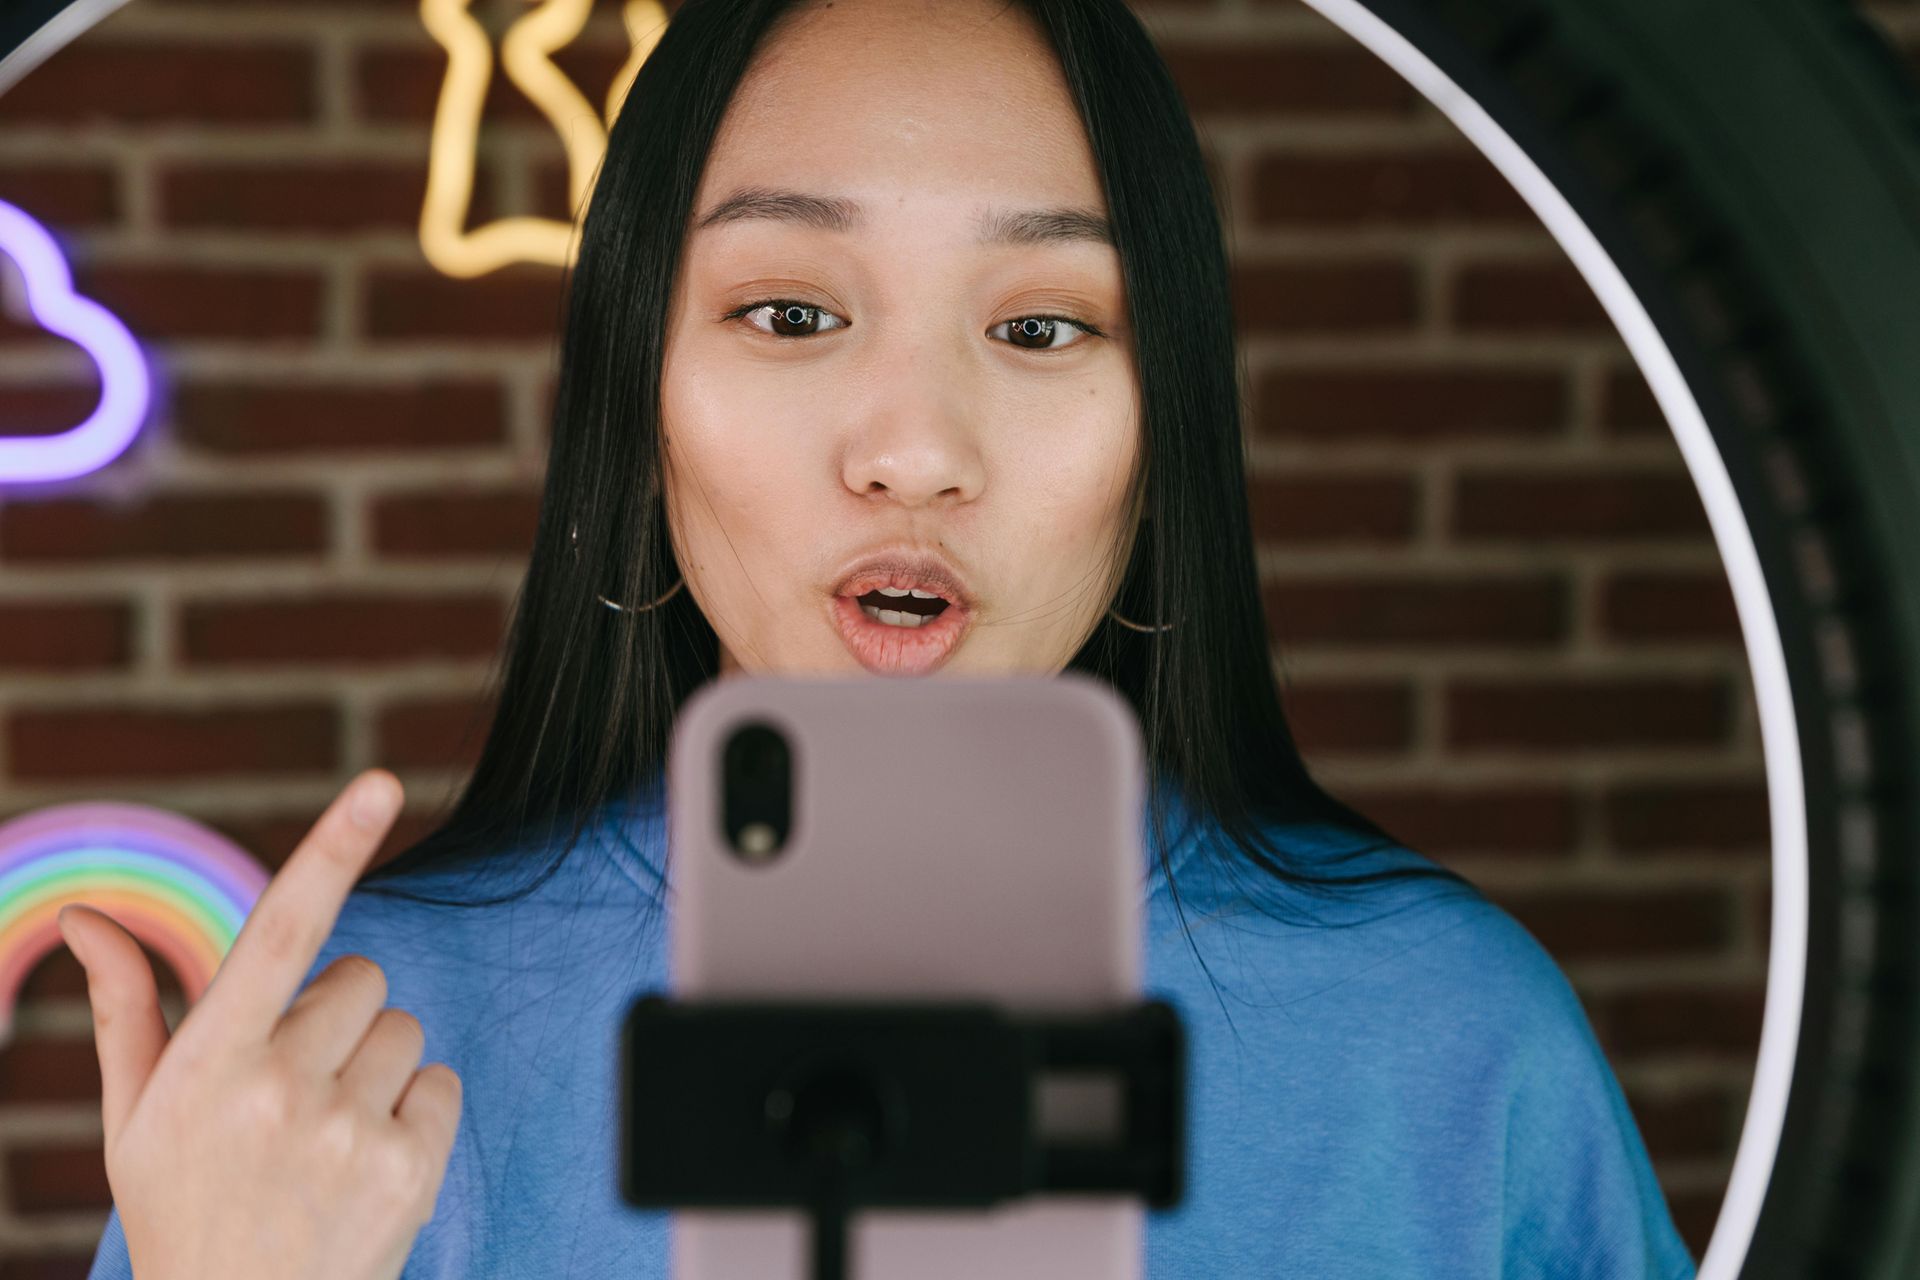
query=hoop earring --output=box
[569,523,685,614]
[1106,605,1179,634]
[598,578,684,614]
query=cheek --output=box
[1009,377,1139,539]
[661,362,816,567]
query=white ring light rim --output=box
[1296,2,1807,1277]
[0,0,130,98]
[1,1,1806,1274]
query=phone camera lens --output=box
[721,720,792,864]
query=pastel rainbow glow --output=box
[0,803,268,1045]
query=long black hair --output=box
[359,0,1480,937]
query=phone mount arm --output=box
[621,996,1186,1280]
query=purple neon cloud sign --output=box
[0,198,150,482]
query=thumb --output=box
[59,905,170,1146]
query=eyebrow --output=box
[692,186,1114,247]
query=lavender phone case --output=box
[665,671,1145,1280]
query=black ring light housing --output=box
[5,1,1919,1276]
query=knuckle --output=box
[312,1096,366,1167]
[411,1062,463,1127]
[248,908,310,965]
[330,953,387,1000]
[381,1006,424,1046]
[237,1060,308,1130]
[370,1131,430,1197]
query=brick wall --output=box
[0,0,1911,1270]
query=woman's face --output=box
[659,0,1142,679]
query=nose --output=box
[839,333,987,509]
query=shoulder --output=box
[1157,826,1696,1275]
[1155,822,1616,1092]
[293,812,664,1010]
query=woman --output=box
[64,0,1699,1276]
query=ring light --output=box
[5,1,1919,1276]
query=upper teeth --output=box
[877,587,941,600]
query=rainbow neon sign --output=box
[0,803,267,1044]
[0,198,151,482]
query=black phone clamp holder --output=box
[621,995,1186,1280]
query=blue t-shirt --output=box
[86,777,1697,1279]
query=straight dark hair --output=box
[359,0,1480,946]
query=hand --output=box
[59,770,463,1280]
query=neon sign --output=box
[0,802,267,1045]
[420,0,667,278]
[0,199,151,482]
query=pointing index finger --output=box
[184,771,403,1047]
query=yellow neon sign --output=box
[419,0,668,278]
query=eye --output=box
[728,299,849,338]
[990,315,1100,352]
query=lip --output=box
[826,546,976,675]
[829,546,976,609]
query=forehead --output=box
[697,0,1105,217]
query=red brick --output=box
[530,156,593,224]
[1265,573,1568,648]
[0,1037,100,1104]
[1451,468,1708,542]
[0,164,120,227]
[1600,569,1741,642]
[1338,784,1579,859]
[1159,45,1419,117]
[0,43,314,126]
[354,41,630,127]
[1667,1188,1723,1263]
[0,492,327,562]
[17,934,185,1001]
[1601,363,1669,437]
[377,694,495,770]
[8,705,338,782]
[1602,779,1770,854]
[17,947,86,1001]
[173,380,507,454]
[1445,675,1734,751]
[1254,366,1566,441]
[1492,885,1735,960]
[1250,149,1531,226]
[1233,262,1418,334]
[6,1144,110,1213]
[0,602,132,671]
[1452,260,1612,332]
[371,489,542,557]
[0,384,105,437]
[363,265,565,341]
[1245,473,1417,543]
[180,594,505,666]
[160,160,427,233]
[1278,679,1414,755]
[1599,983,1766,1058]
[0,313,63,346]
[77,263,325,341]
[1624,1084,1740,1161]
[0,1249,95,1279]
[154,0,413,6]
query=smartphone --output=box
[663,671,1146,1280]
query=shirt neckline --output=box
[596,766,1209,904]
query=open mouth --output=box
[828,584,970,675]
[853,588,952,629]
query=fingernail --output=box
[349,773,402,831]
